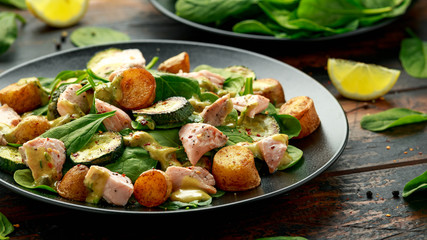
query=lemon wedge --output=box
[327,58,400,101]
[26,0,89,28]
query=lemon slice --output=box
[26,0,89,28]
[327,58,400,101]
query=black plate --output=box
[0,40,348,214]
[149,0,399,42]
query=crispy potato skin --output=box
[134,169,172,207]
[212,145,260,192]
[157,52,190,74]
[13,116,51,144]
[0,78,43,114]
[279,96,320,139]
[57,164,90,202]
[253,78,285,107]
[118,67,156,110]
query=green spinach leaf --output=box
[0,0,26,9]
[399,30,427,78]
[152,72,201,101]
[13,169,57,193]
[273,114,301,139]
[216,126,254,145]
[41,111,116,155]
[277,145,303,170]
[403,170,427,198]
[0,12,25,55]
[146,129,182,147]
[360,108,427,132]
[0,211,14,240]
[70,27,130,47]
[105,147,157,183]
[159,198,212,210]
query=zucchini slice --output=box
[47,84,68,120]
[133,96,194,125]
[0,146,27,174]
[70,132,124,165]
[237,115,280,141]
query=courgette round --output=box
[70,131,124,165]
[0,146,27,174]
[133,96,194,125]
[237,115,280,141]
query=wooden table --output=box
[1,1,426,239]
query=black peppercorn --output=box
[366,191,373,199]
[392,191,399,198]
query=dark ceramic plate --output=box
[0,40,348,214]
[150,0,399,42]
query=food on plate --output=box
[57,164,90,201]
[212,145,260,191]
[279,96,320,139]
[0,77,47,114]
[0,47,318,210]
[253,78,285,107]
[158,52,190,74]
[134,169,172,207]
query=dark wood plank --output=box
[2,164,425,240]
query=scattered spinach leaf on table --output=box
[0,12,25,55]
[403,170,427,198]
[0,0,26,9]
[13,169,57,193]
[399,29,427,78]
[0,211,14,240]
[360,108,427,132]
[70,27,130,47]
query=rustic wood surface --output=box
[0,0,426,239]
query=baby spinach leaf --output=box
[0,0,26,9]
[105,147,157,183]
[0,211,14,240]
[152,72,201,101]
[13,169,57,193]
[273,114,301,139]
[277,145,303,170]
[360,108,427,132]
[403,170,427,198]
[147,129,182,147]
[233,19,276,36]
[399,30,427,78]
[41,111,116,155]
[217,126,254,145]
[70,27,130,47]
[0,12,25,55]
[194,64,246,94]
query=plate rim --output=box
[0,39,349,215]
[149,0,399,42]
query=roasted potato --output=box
[134,169,172,207]
[157,52,190,74]
[212,145,261,191]
[7,116,51,144]
[0,77,44,114]
[279,96,320,139]
[57,164,90,202]
[114,67,156,110]
[253,78,285,107]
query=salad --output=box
[0,48,320,209]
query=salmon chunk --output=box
[57,84,90,117]
[256,134,289,173]
[103,171,134,206]
[178,70,225,88]
[95,99,132,131]
[200,94,233,126]
[20,137,66,186]
[179,123,228,165]
[165,166,216,194]
[231,94,270,118]
[0,104,21,126]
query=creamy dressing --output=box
[57,99,85,118]
[123,131,181,170]
[170,189,211,203]
[23,146,57,187]
[84,166,111,204]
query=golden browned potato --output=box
[0,77,44,114]
[157,52,190,74]
[253,78,285,107]
[9,116,51,144]
[212,145,260,192]
[57,164,90,202]
[279,96,320,139]
[133,169,172,207]
[116,67,156,110]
